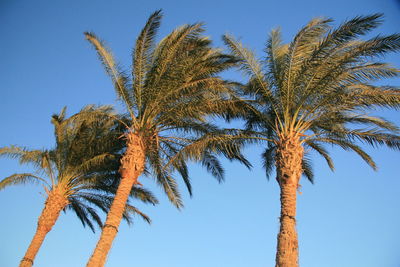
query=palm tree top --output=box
[85,10,237,129]
[85,10,250,208]
[0,106,157,230]
[223,14,400,181]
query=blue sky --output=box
[1,0,400,266]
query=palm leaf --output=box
[133,9,162,112]
[85,32,136,121]
[0,173,49,190]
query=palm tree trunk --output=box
[87,133,145,267]
[274,134,303,267]
[20,187,69,267]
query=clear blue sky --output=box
[1,0,400,266]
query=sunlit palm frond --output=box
[133,10,162,112]
[264,28,287,91]
[223,34,271,99]
[0,146,46,168]
[0,173,49,190]
[85,32,136,120]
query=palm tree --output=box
[223,14,400,267]
[0,106,157,267]
[84,10,248,266]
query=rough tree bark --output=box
[20,186,69,267]
[274,133,304,267]
[87,133,145,267]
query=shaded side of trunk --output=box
[274,133,303,267]
[87,133,145,267]
[20,187,69,267]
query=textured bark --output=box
[87,133,145,267]
[274,133,304,267]
[20,187,69,267]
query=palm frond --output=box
[301,155,314,183]
[314,137,377,170]
[68,199,100,232]
[147,147,183,208]
[85,32,136,121]
[0,146,46,167]
[261,146,275,180]
[129,186,159,205]
[0,173,49,190]
[304,141,335,171]
[124,204,152,224]
[223,34,271,100]
[264,28,288,91]
[144,23,205,104]
[200,151,224,183]
[133,9,162,112]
